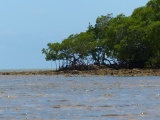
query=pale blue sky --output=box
[0,0,149,69]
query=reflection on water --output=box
[0,75,160,119]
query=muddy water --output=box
[0,75,160,120]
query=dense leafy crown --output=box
[42,0,160,69]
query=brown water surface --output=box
[0,75,160,120]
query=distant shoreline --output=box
[0,68,160,76]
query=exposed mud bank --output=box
[0,68,160,76]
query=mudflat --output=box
[0,68,160,76]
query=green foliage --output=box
[42,42,60,61]
[146,0,160,13]
[145,21,160,67]
[42,0,160,69]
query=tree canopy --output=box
[42,0,160,70]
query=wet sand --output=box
[0,68,160,76]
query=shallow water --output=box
[0,75,160,120]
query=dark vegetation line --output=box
[42,0,160,70]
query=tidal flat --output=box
[1,68,160,76]
[0,75,160,119]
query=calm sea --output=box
[0,75,159,120]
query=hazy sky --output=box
[0,0,149,69]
